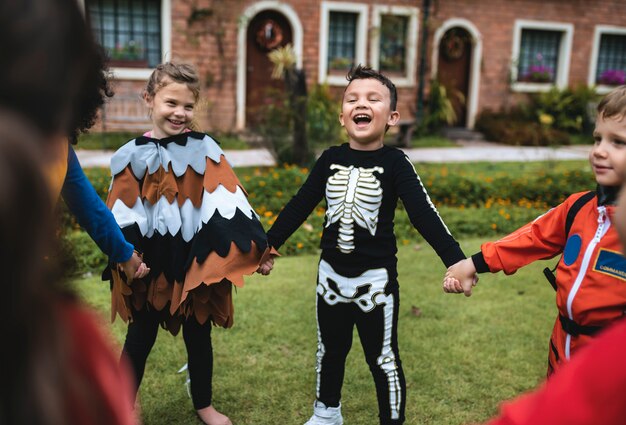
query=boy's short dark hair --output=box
[598,85,626,120]
[345,65,398,111]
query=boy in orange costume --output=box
[444,85,626,376]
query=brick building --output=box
[83,0,626,134]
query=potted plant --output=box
[108,40,148,68]
[598,69,626,86]
[520,53,554,83]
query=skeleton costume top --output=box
[267,143,465,279]
[104,131,270,335]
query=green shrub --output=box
[476,109,570,146]
[77,132,137,150]
[255,83,346,163]
[64,162,595,270]
[529,85,599,135]
[307,83,343,150]
[417,79,465,135]
[476,85,599,146]
[60,230,108,276]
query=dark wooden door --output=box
[245,10,293,128]
[437,28,471,127]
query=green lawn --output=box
[416,159,590,180]
[73,238,556,425]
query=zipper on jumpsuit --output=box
[564,206,610,359]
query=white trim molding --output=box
[319,1,368,85]
[589,25,626,95]
[510,19,574,93]
[236,1,304,129]
[431,18,482,129]
[80,0,171,81]
[369,5,419,87]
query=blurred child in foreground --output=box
[0,113,137,425]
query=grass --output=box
[415,159,590,179]
[72,238,556,425]
[568,133,593,145]
[379,133,458,148]
[410,135,459,148]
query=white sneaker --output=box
[303,401,343,425]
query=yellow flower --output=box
[297,242,304,249]
[539,113,554,126]
[264,211,273,217]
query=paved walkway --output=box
[76,140,590,168]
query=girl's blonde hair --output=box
[598,85,626,120]
[144,62,201,103]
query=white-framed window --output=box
[83,0,171,80]
[510,20,573,93]
[319,2,368,85]
[589,25,626,94]
[369,5,418,87]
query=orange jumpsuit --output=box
[472,190,626,375]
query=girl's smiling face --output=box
[339,78,400,151]
[145,79,196,139]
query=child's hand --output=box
[443,258,478,297]
[119,251,150,283]
[257,256,275,276]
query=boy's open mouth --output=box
[353,114,372,125]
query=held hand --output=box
[443,258,478,297]
[256,256,275,276]
[119,251,150,283]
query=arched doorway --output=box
[436,27,472,127]
[245,10,293,128]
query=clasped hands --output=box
[443,258,479,297]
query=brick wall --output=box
[100,0,626,134]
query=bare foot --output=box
[196,405,232,425]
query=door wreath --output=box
[256,19,283,51]
[442,33,465,60]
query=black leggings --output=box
[121,306,214,409]
[315,261,406,424]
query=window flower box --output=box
[108,40,147,68]
[521,64,554,83]
[598,69,626,86]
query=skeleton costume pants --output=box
[315,259,406,424]
[122,306,214,410]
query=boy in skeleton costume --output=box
[263,65,466,425]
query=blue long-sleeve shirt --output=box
[61,145,133,263]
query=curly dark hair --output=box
[68,44,114,144]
